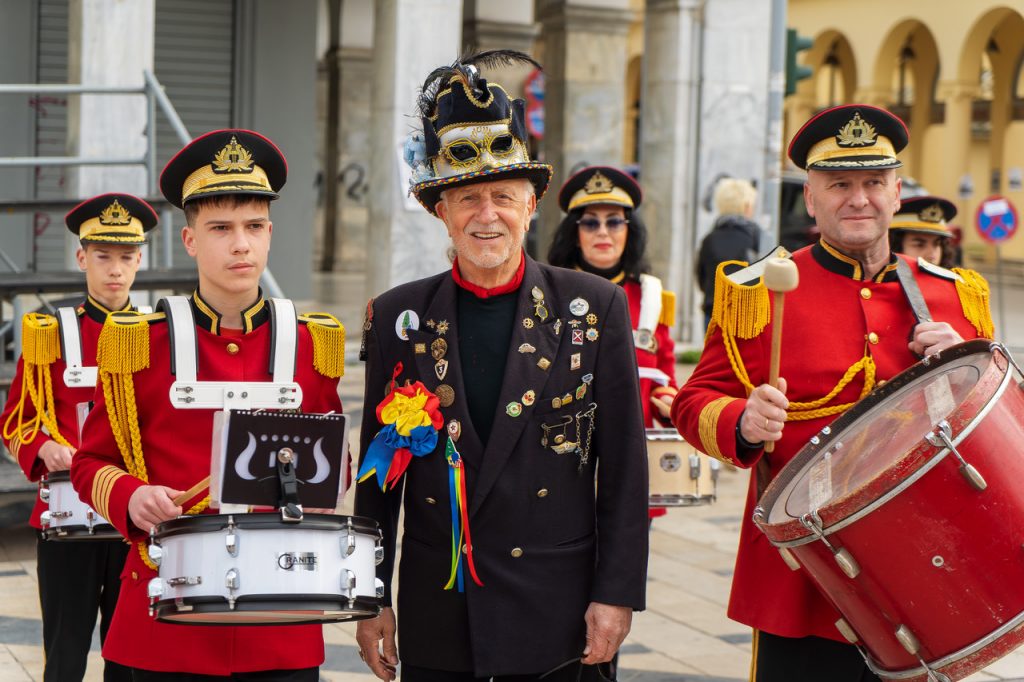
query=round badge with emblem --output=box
[522,390,536,406]
[569,297,589,317]
[506,401,523,417]
[585,328,599,342]
[395,310,420,340]
[522,318,535,329]
[435,384,455,407]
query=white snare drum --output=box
[39,471,120,540]
[146,513,383,625]
[647,428,720,507]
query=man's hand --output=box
[581,602,632,665]
[909,321,964,358]
[739,378,789,445]
[38,441,74,472]
[128,485,183,532]
[650,386,677,422]
[356,607,398,680]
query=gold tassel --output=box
[301,313,346,378]
[21,313,60,366]
[712,261,771,340]
[659,290,676,328]
[97,312,150,374]
[952,268,995,339]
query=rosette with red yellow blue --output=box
[358,363,444,490]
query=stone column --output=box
[366,0,462,299]
[937,79,980,259]
[535,0,633,250]
[463,0,539,98]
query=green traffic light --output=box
[785,28,815,96]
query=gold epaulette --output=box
[659,290,676,328]
[21,313,60,366]
[299,312,346,378]
[96,311,159,375]
[951,267,995,339]
[712,260,771,339]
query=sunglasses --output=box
[577,217,629,233]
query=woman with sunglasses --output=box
[547,165,678,457]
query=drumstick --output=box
[762,258,799,453]
[172,475,211,507]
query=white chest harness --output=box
[163,296,303,411]
[59,304,153,389]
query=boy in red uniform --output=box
[673,104,993,681]
[70,130,346,680]
[1,193,155,682]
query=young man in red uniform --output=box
[673,104,994,681]
[70,130,346,680]
[1,193,155,682]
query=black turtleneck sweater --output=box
[456,287,518,444]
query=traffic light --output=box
[785,28,814,96]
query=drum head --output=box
[154,595,381,625]
[761,341,1005,538]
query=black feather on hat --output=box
[405,50,553,215]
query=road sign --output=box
[524,68,544,139]
[975,195,1018,244]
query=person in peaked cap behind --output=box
[70,129,347,679]
[889,195,957,268]
[1,193,156,682]
[355,51,648,681]
[673,104,994,682]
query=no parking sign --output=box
[975,195,1018,244]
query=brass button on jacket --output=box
[536,488,549,498]
[860,288,872,300]
[510,547,524,558]
[425,497,437,505]
[867,332,879,345]
[226,342,240,355]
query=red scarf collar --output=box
[451,252,526,299]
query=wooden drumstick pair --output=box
[763,258,799,453]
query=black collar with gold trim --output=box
[812,240,899,283]
[80,295,133,324]
[189,289,269,335]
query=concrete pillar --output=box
[937,80,976,205]
[535,0,633,250]
[463,1,539,99]
[366,0,462,299]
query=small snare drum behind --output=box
[646,428,720,507]
[39,471,121,541]
[147,513,383,625]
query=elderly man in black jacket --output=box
[354,52,649,682]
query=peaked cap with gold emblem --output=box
[788,104,909,171]
[890,195,956,238]
[159,129,287,208]
[65,193,158,244]
[557,166,642,213]
[405,50,553,215]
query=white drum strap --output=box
[636,274,662,334]
[58,307,97,388]
[638,367,670,386]
[166,295,303,410]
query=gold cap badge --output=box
[213,136,255,174]
[584,171,614,195]
[98,199,133,226]
[836,112,878,148]
[919,203,945,223]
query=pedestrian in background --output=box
[696,178,761,329]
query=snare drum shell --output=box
[42,471,120,541]
[646,430,718,506]
[758,344,1024,680]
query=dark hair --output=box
[546,206,651,278]
[183,195,272,227]
[889,230,956,269]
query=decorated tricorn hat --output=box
[160,129,287,209]
[788,104,909,171]
[890,195,956,238]
[65,193,158,245]
[405,50,553,215]
[558,166,643,213]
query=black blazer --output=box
[355,256,648,676]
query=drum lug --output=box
[777,547,801,571]
[374,537,384,566]
[86,509,96,530]
[895,624,920,655]
[710,458,721,483]
[800,511,861,579]
[147,544,164,567]
[225,569,240,609]
[39,510,51,528]
[375,577,385,600]
[925,420,988,492]
[341,568,356,597]
[688,453,700,480]
[167,576,202,587]
[835,618,859,644]
[341,518,357,557]
[226,516,239,557]
[39,483,50,503]
[147,578,164,617]
[49,511,73,520]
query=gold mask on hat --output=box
[432,122,529,179]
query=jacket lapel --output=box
[470,258,563,515]
[404,275,485,470]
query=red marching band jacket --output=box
[672,241,994,642]
[622,276,678,428]
[1,297,130,528]
[69,293,345,675]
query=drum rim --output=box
[41,470,71,483]
[152,594,381,626]
[755,340,1008,543]
[41,525,121,540]
[153,512,380,538]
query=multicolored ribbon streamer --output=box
[357,363,444,490]
[444,436,483,591]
